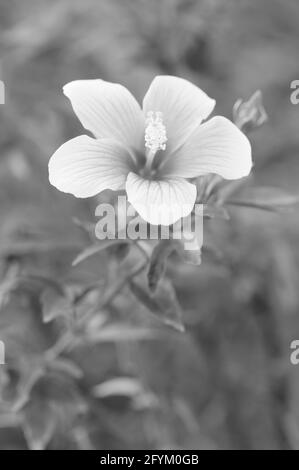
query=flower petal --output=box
[126,172,197,226]
[49,136,133,198]
[161,116,252,180]
[63,80,144,151]
[143,76,215,155]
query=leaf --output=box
[93,378,144,398]
[22,401,56,450]
[72,217,95,235]
[226,187,299,213]
[11,366,44,413]
[214,178,251,204]
[147,240,176,292]
[72,239,131,266]
[49,359,83,379]
[0,240,82,258]
[130,278,184,332]
[0,272,20,309]
[270,239,299,314]
[40,288,73,323]
[0,262,34,309]
[87,324,155,343]
[203,204,230,220]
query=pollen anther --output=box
[145,111,167,154]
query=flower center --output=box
[145,111,167,155]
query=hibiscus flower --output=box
[49,76,252,225]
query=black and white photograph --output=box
[0,0,299,454]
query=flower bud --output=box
[233,90,268,131]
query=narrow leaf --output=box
[226,187,299,213]
[41,288,73,323]
[130,279,184,332]
[147,240,176,292]
[22,401,56,450]
[203,204,230,220]
[72,239,131,266]
[93,378,144,398]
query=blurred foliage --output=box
[0,0,299,450]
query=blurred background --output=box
[0,0,299,450]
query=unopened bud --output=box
[233,90,267,131]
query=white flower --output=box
[49,76,252,225]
